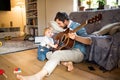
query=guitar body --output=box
[54,28,75,50]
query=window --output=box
[78,0,120,10]
[119,0,120,5]
[106,0,118,7]
[79,0,100,9]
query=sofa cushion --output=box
[109,25,120,35]
[49,21,64,33]
[92,22,120,35]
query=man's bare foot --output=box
[61,61,74,71]
[16,74,40,80]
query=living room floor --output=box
[0,49,120,80]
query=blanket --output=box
[86,34,120,71]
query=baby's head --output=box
[44,27,54,37]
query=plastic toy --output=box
[4,36,11,40]
[13,68,21,74]
[0,41,2,47]
[0,69,7,78]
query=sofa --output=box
[69,8,120,34]
[69,9,120,71]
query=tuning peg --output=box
[98,13,102,20]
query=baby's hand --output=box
[54,44,58,48]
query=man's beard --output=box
[63,25,67,29]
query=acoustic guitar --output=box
[54,14,102,50]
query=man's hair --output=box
[54,12,70,22]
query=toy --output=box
[0,41,2,47]
[4,36,11,40]
[13,68,21,74]
[0,69,7,78]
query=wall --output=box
[37,0,46,36]
[37,0,74,35]
[45,0,74,24]
[0,0,26,36]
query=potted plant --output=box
[79,0,85,11]
[86,0,92,9]
[97,0,105,9]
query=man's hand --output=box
[68,33,76,40]
[54,44,58,48]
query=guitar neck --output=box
[72,13,102,33]
[72,14,102,32]
[72,21,87,33]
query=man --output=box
[17,12,92,80]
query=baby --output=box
[37,27,58,61]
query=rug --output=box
[0,40,38,55]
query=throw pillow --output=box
[92,22,120,35]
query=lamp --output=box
[16,1,24,26]
[16,1,25,36]
[16,1,24,7]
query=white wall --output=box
[37,0,46,36]
[46,0,74,25]
[38,0,74,35]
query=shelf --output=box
[26,16,37,18]
[0,27,20,38]
[28,1,37,5]
[0,27,20,32]
[27,0,37,3]
[25,0,38,37]
[25,0,38,36]
[27,25,38,27]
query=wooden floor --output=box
[0,49,120,80]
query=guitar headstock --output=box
[87,13,102,24]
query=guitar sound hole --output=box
[61,35,65,42]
